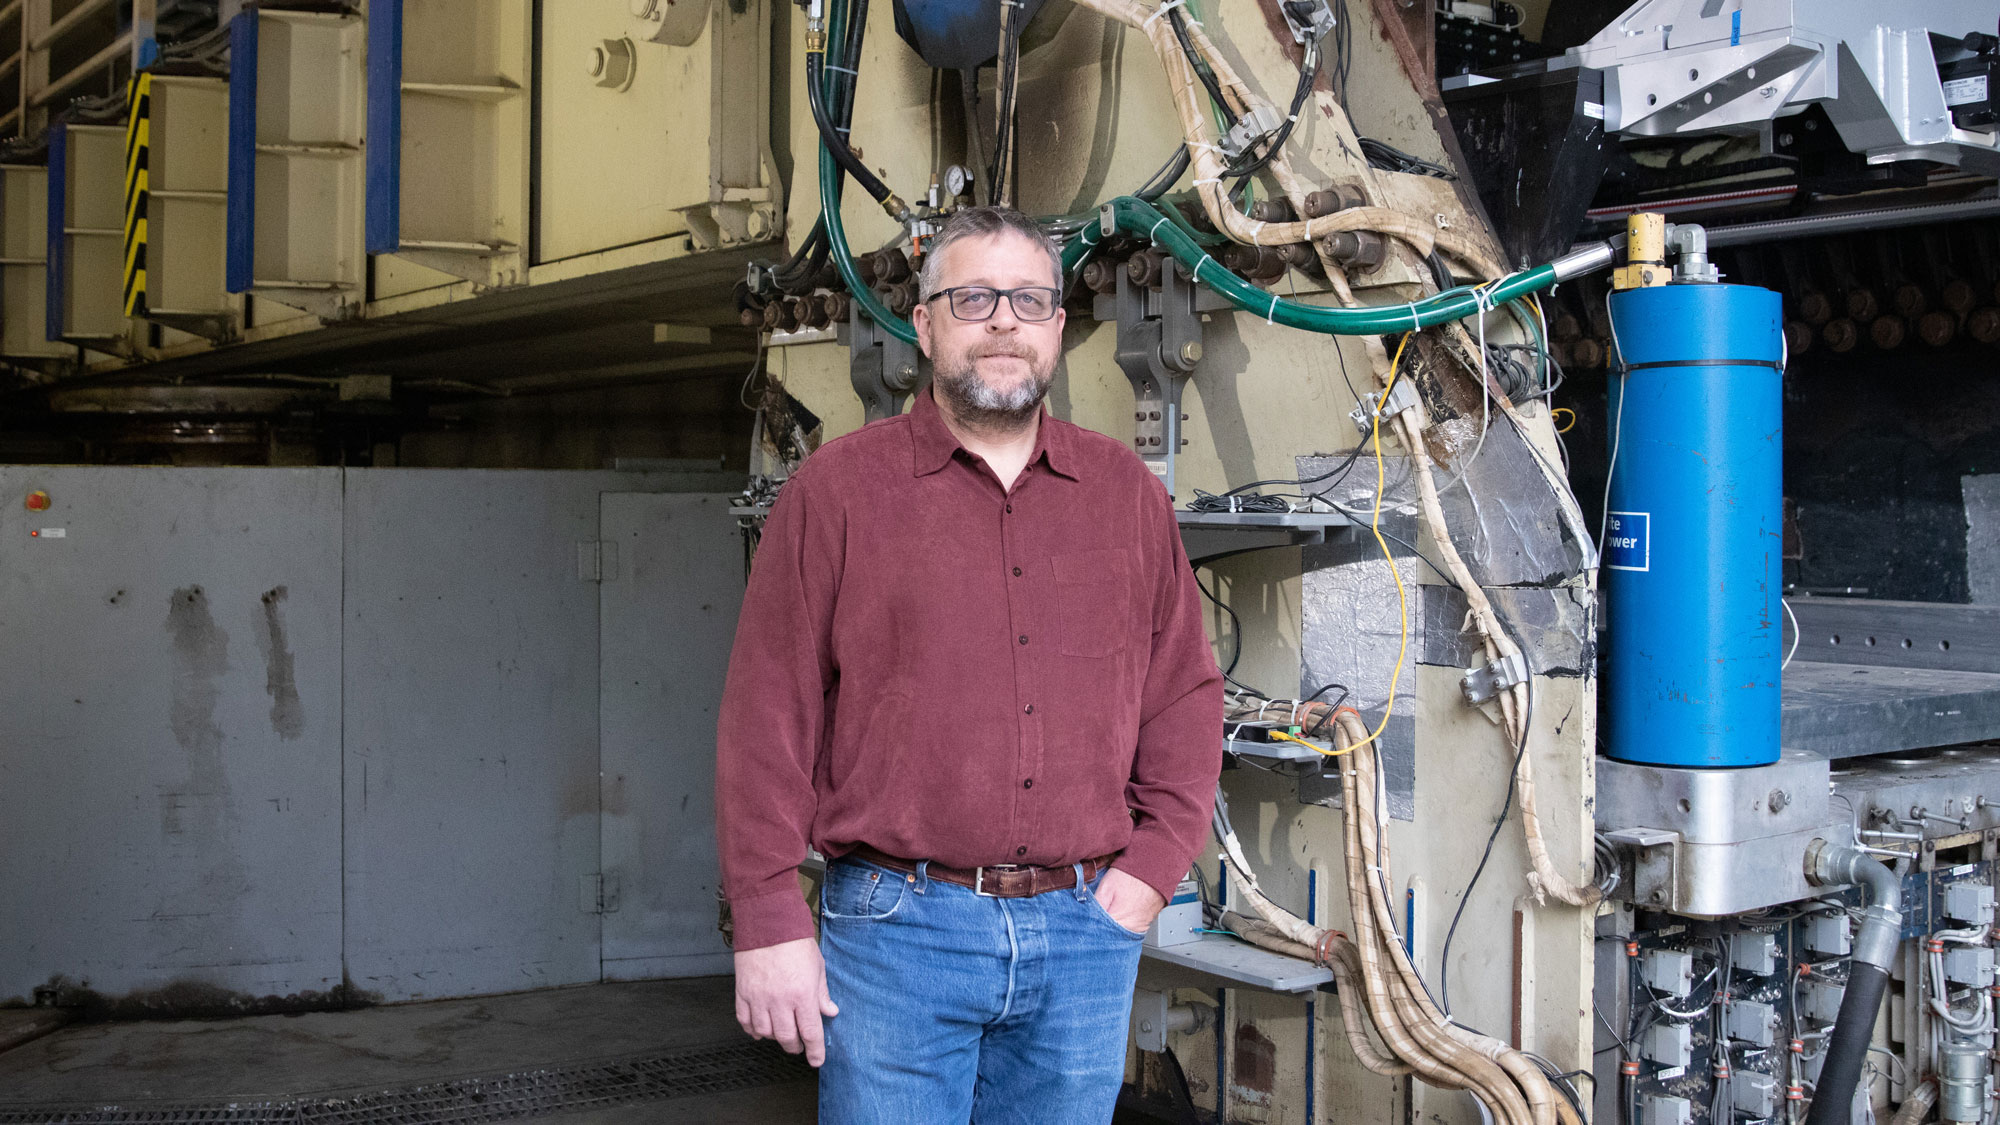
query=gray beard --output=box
[931,353,1054,429]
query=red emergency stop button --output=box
[24,490,49,511]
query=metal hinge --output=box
[577,540,619,582]
[1348,378,1421,436]
[1459,651,1528,705]
[579,873,621,914]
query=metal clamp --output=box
[1459,651,1528,705]
[1220,105,1286,161]
[1278,0,1335,44]
[845,303,924,423]
[1348,378,1420,436]
[1113,257,1203,500]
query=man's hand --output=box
[734,938,840,1067]
[1094,867,1167,935]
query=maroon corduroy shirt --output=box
[715,388,1224,952]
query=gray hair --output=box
[915,206,1064,302]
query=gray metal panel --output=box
[1786,599,2000,673]
[341,470,683,1002]
[0,467,344,1005]
[1964,475,2000,607]
[598,493,742,979]
[1784,661,2000,759]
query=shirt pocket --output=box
[1052,548,1137,659]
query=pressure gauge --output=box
[942,164,973,200]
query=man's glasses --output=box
[926,286,1062,323]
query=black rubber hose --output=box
[1803,961,1890,1125]
[806,52,894,208]
[1137,146,1191,202]
[1169,8,1234,127]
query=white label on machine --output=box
[31,527,65,539]
[1944,75,1988,107]
[1605,511,1650,572]
[1655,1066,1685,1081]
[1583,101,1606,120]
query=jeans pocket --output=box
[819,861,908,922]
[1083,881,1148,939]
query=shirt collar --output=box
[908,388,1081,482]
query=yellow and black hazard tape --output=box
[122,72,150,318]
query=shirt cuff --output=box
[1113,830,1199,904]
[727,886,818,952]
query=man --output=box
[715,206,1222,1123]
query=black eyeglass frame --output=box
[923,285,1063,323]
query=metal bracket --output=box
[1459,651,1528,705]
[1113,259,1203,500]
[1602,827,1680,909]
[845,304,924,423]
[1348,378,1421,436]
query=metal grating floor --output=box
[0,1040,812,1125]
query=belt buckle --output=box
[973,864,1028,897]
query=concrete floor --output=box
[0,976,817,1123]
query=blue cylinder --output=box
[1604,283,1784,768]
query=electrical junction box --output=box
[1944,946,1996,989]
[1143,878,1203,949]
[1644,1021,1693,1068]
[1728,999,1779,1047]
[1642,948,1696,997]
[1733,1071,1781,1118]
[1731,931,1777,976]
[1941,55,1997,132]
[1643,1094,1692,1125]
[1804,913,1852,957]
[1944,881,1995,926]
[1801,978,1846,1024]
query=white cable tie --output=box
[1142,0,1189,29]
[1149,216,1169,242]
[823,64,859,76]
[1267,292,1279,325]
[1192,176,1223,187]
[1287,114,1298,122]
[1248,220,1265,244]
[1406,301,1421,332]
[1192,254,1217,284]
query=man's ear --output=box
[912,300,934,358]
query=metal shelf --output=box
[1176,510,1353,560]
[1141,933,1333,993]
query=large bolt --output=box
[1870,314,1907,351]
[1846,288,1880,322]
[1944,278,1977,315]
[1967,307,2000,345]
[1178,341,1203,365]
[1822,318,1859,353]
[870,248,912,284]
[1918,310,1958,349]
[1797,291,1833,326]
[1893,283,1928,319]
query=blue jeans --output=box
[816,855,1145,1124]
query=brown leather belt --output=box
[846,844,1116,899]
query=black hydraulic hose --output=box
[1137,146,1191,202]
[1169,8,1234,127]
[805,52,896,210]
[1802,843,1905,1125]
[1807,963,1890,1125]
[1226,40,1319,182]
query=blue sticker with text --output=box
[1605,512,1650,572]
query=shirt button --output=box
[1023,779,1034,789]
[1016,846,1028,857]
[1024,703,1034,714]
[1018,635,1028,645]
[1012,567,1022,577]
[1005,504,1013,513]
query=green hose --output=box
[1093,195,1607,336]
[815,0,919,345]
